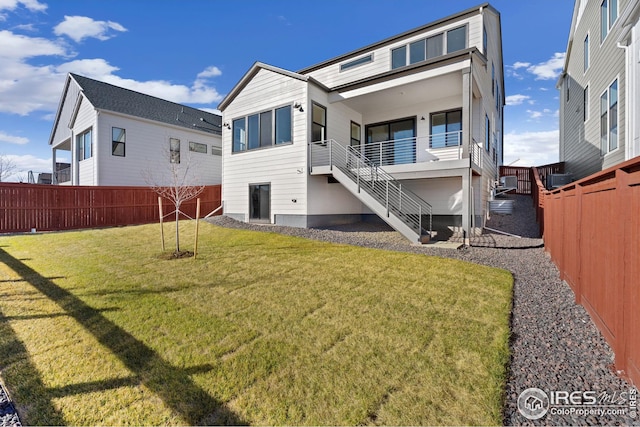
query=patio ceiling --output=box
[331,71,463,116]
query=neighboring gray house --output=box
[218,3,504,244]
[49,73,223,186]
[558,0,640,180]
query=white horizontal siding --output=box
[73,97,97,185]
[222,68,308,222]
[51,79,82,147]
[560,0,628,179]
[400,176,463,215]
[96,112,221,187]
[306,13,483,88]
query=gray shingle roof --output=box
[70,73,221,135]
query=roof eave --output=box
[331,48,477,93]
[47,74,73,146]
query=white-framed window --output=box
[485,114,491,152]
[311,102,327,142]
[189,141,207,154]
[600,79,618,154]
[483,25,488,55]
[77,128,92,161]
[584,85,589,122]
[350,121,361,146]
[584,34,590,72]
[491,63,495,96]
[232,104,293,153]
[340,54,373,71]
[112,127,125,157]
[391,26,465,69]
[170,138,180,163]
[430,109,462,148]
[601,0,618,43]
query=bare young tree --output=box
[144,144,204,255]
[0,154,17,182]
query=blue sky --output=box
[0,0,575,180]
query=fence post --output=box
[621,166,640,386]
[615,168,630,376]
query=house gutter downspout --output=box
[460,57,473,246]
[616,41,631,160]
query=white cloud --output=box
[0,30,69,115]
[57,58,120,77]
[197,66,222,79]
[527,110,543,119]
[505,94,531,106]
[504,130,559,167]
[53,15,127,43]
[0,30,68,59]
[0,131,29,144]
[0,0,47,12]
[0,27,225,116]
[276,15,292,26]
[512,61,531,69]
[525,108,555,121]
[526,52,565,80]
[199,108,222,116]
[1,153,53,181]
[97,74,224,105]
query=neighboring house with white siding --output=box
[49,73,222,186]
[218,3,504,244]
[558,0,639,180]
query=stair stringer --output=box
[330,166,423,244]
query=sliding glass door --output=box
[365,118,416,165]
[249,184,270,222]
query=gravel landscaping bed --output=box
[0,383,20,427]
[207,195,637,426]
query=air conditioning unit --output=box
[546,174,573,190]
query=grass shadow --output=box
[0,310,66,425]
[0,247,247,425]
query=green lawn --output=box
[0,221,512,426]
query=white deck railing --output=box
[347,131,481,168]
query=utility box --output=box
[546,174,573,190]
[488,199,514,214]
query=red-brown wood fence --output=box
[541,157,639,386]
[499,166,532,194]
[500,162,565,196]
[0,184,221,233]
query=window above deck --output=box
[391,25,467,70]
